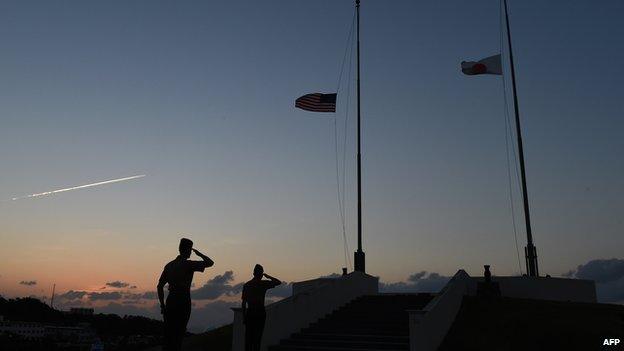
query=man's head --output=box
[179,238,193,258]
[253,264,264,278]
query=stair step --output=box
[303,328,409,336]
[269,346,408,351]
[311,319,408,326]
[319,316,406,320]
[292,333,409,344]
[307,322,408,331]
[282,338,408,350]
[269,294,433,351]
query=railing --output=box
[408,270,473,351]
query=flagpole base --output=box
[524,244,539,277]
[354,250,365,273]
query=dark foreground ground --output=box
[152,296,624,351]
[169,295,624,351]
[439,295,624,351]
[180,324,232,351]
[144,324,232,351]
[6,295,621,350]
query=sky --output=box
[1,0,623,330]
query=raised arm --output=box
[192,248,214,268]
[263,273,281,286]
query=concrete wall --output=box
[470,276,597,303]
[232,271,378,351]
[291,278,338,295]
[409,271,597,351]
[409,270,471,351]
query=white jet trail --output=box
[10,174,146,201]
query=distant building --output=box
[45,325,96,344]
[127,334,159,347]
[0,318,96,345]
[69,307,94,316]
[0,320,46,340]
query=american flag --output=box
[295,93,337,113]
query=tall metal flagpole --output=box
[354,0,366,273]
[503,0,539,277]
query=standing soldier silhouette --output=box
[242,264,281,351]
[158,238,214,351]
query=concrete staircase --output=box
[268,293,434,351]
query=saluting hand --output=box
[263,273,281,285]
[192,248,215,267]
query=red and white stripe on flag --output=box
[295,93,337,113]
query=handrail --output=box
[409,270,472,351]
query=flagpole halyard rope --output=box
[500,0,523,275]
[341,13,356,271]
[336,10,357,93]
[333,8,357,271]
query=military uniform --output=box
[159,256,209,351]
[242,279,280,351]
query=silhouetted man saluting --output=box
[158,238,214,351]
[242,264,281,351]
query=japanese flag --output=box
[461,54,502,75]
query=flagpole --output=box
[503,0,539,277]
[354,0,366,273]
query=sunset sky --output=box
[1,0,623,330]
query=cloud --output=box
[564,258,624,304]
[54,298,89,310]
[19,280,37,286]
[124,291,158,300]
[379,271,450,293]
[122,300,144,305]
[88,291,123,301]
[191,271,242,300]
[572,259,624,283]
[105,281,130,289]
[562,270,575,278]
[210,271,235,285]
[124,293,143,300]
[42,271,332,331]
[141,291,158,300]
[409,271,427,280]
[58,290,88,300]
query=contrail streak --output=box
[10,174,146,201]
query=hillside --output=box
[0,296,164,350]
